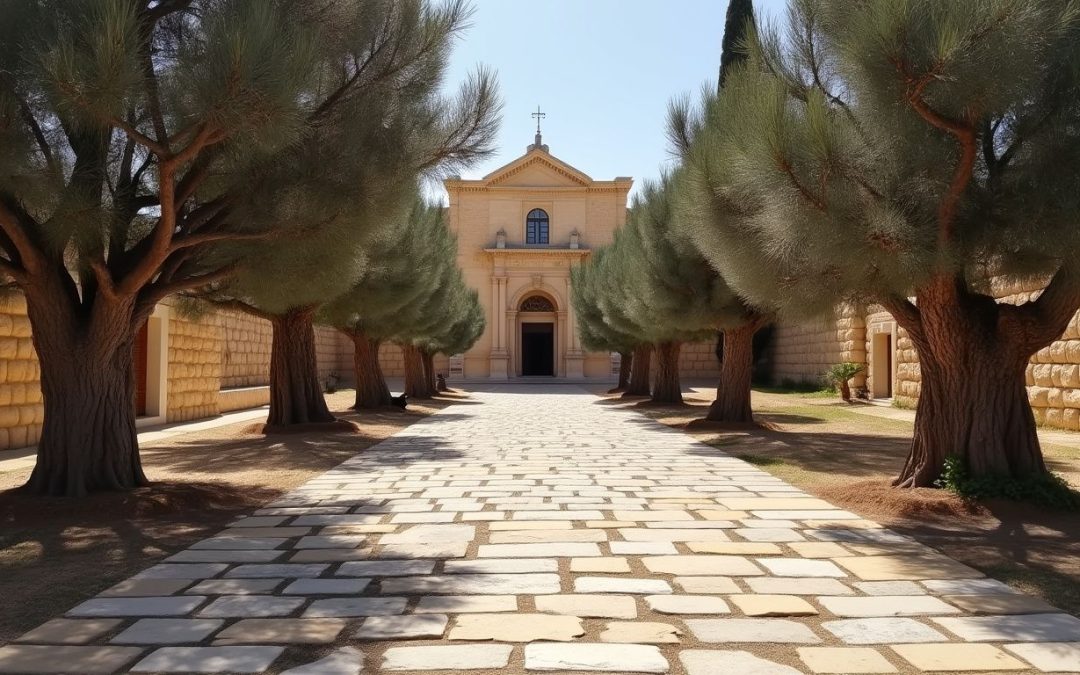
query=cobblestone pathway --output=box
[3,386,1079,673]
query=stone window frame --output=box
[525,208,550,246]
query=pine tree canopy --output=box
[679,0,1080,321]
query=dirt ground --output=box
[624,388,1080,618]
[0,390,463,644]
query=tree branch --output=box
[141,263,238,307]
[1005,266,1080,353]
[776,156,827,211]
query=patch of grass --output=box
[754,385,836,398]
[736,453,784,467]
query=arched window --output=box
[526,208,549,245]
[520,295,556,312]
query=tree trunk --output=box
[402,344,430,399]
[421,350,438,397]
[615,350,633,391]
[349,331,392,409]
[651,341,683,404]
[840,380,852,402]
[23,284,148,496]
[267,306,335,427]
[707,322,756,423]
[622,344,652,397]
[892,277,1047,487]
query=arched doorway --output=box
[519,294,556,376]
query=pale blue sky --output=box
[437,0,787,203]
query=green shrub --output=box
[935,456,1080,510]
[824,362,865,401]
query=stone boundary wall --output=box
[0,296,41,449]
[167,311,223,423]
[768,306,867,388]
[220,311,272,389]
[679,341,720,379]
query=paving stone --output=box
[797,647,898,673]
[197,596,304,618]
[215,618,347,643]
[281,647,363,675]
[488,520,573,530]
[231,516,288,527]
[111,619,223,644]
[730,594,818,617]
[444,558,557,574]
[288,549,371,562]
[789,542,850,558]
[600,621,681,644]
[686,618,821,643]
[511,510,603,520]
[135,564,228,579]
[681,649,801,675]
[304,597,407,617]
[282,578,370,594]
[641,555,763,576]
[477,543,601,557]
[833,554,982,581]
[382,644,512,670]
[614,509,692,521]
[225,563,328,578]
[854,581,925,596]
[686,542,783,555]
[524,643,669,673]
[218,527,311,538]
[1004,642,1080,672]
[337,559,434,576]
[374,542,468,558]
[609,541,678,554]
[293,535,367,549]
[673,576,741,594]
[99,579,192,597]
[379,524,475,543]
[186,579,283,595]
[131,646,284,673]
[535,594,638,619]
[746,577,853,595]
[15,618,123,645]
[645,594,730,614]
[355,614,448,640]
[570,557,630,573]
[735,527,805,542]
[489,529,606,543]
[891,643,1026,671]
[0,645,143,674]
[574,576,672,594]
[932,613,1080,641]
[942,593,1061,615]
[366,561,531,586]
[414,595,518,613]
[756,557,845,577]
[68,596,206,618]
[621,528,730,542]
[822,618,949,644]
[191,537,286,550]
[166,549,284,563]
[449,613,584,642]
[921,578,1020,595]
[817,595,961,617]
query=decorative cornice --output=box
[483,247,591,257]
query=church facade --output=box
[444,134,632,379]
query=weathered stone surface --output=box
[609,541,678,554]
[197,595,303,618]
[489,529,606,543]
[686,618,820,643]
[304,597,406,617]
[641,555,762,576]
[0,645,143,674]
[414,595,518,614]
[477,543,601,557]
[570,557,630,573]
[280,647,363,675]
[932,613,1080,642]
[599,621,680,644]
[225,564,328,578]
[382,645,512,670]
[374,542,468,559]
[746,577,853,595]
[99,579,191,597]
[797,647,898,673]
[355,615,448,640]
[535,594,638,619]
[853,581,925,596]
[890,643,1026,671]
[1004,642,1080,672]
[524,643,669,673]
[574,576,672,594]
[379,524,474,543]
[381,573,560,595]
[282,578,370,595]
[686,542,783,555]
[822,618,949,644]
[111,619,222,645]
[756,558,845,577]
[832,555,982,581]
[186,579,282,595]
[730,594,818,617]
[135,564,227,580]
[292,535,367,549]
[817,595,960,617]
[673,576,741,594]
[789,542,850,558]
[68,596,206,618]
[644,594,730,615]
[719,497,835,510]
[621,529,730,542]
[337,560,433,577]
[443,558,557,574]
[449,613,584,642]
[15,619,123,645]
[214,619,347,643]
[921,578,1019,595]
[680,649,801,675]
[166,549,283,564]
[942,593,1059,615]
[131,646,284,673]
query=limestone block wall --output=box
[893,326,920,408]
[379,342,406,377]
[315,326,353,387]
[0,296,42,449]
[678,340,720,379]
[167,312,222,422]
[768,306,866,387]
[220,311,272,389]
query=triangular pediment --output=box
[483,149,592,188]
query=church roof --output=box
[444,137,632,192]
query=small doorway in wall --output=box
[521,323,555,376]
[871,332,893,399]
[134,320,149,416]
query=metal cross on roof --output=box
[531,105,546,134]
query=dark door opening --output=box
[134,320,149,416]
[521,323,554,376]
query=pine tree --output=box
[683,0,1080,486]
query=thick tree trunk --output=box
[267,306,335,427]
[651,341,683,404]
[349,332,392,409]
[421,350,438,397]
[892,277,1047,487]
[622,344,652,397]
[615,350,633,391]
[402,344,430,399]
[23,284,148,496]
[707,322,756,423]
